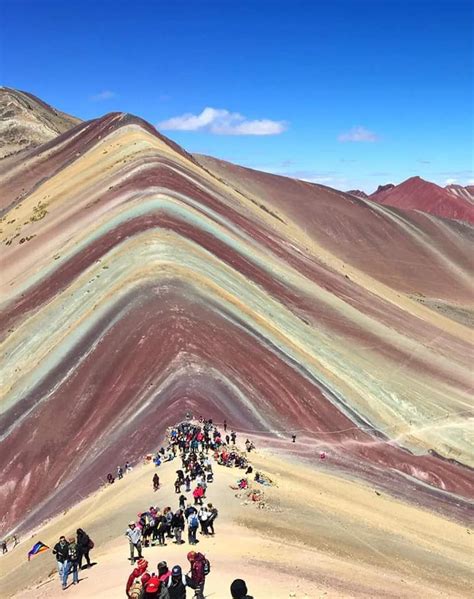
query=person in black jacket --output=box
[52,536,69,590]
[230,579,253,599]
[167,565,197,599]
[76,528,92,569]
[171,510,185,544]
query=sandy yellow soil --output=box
[1,442,472,598]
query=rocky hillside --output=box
[0,87,80,160]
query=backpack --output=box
[203,558,211,576]
[68,544,78,561]
[145,575,161,594]
[128,581,143,599]
[190,514,199,528]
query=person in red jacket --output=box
[192,485,204,506]
[187,551,206,599]
[125,559,148,595]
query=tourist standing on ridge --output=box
[223,419,227,432]
[77,528,92,569]
[292,434,296,443]
[171,509,185,544]
[153,473,160,491]
[1,540,7,554]
[230,578,254,599]
[66,536,80,586]
[52,535,70,590]
[187,510,199,545]
[230,430,236,444]
[206,504,218,536]
[126,521,143,562]
[117,465,124,479]
[187,551,207,599]
[167,564,197,598]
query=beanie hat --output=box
[230,579,248,599]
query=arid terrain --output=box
[0,89,473,597]
[1,433,472,598]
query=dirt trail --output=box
[1,438,472,598]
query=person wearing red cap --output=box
[143,572,170,598]
[186,552,206,599]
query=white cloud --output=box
[90,90,117,101]
[158,107,287,136]
[338,126,378,143]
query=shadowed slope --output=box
[0,114,473,538]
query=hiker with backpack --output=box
[186,551,209,599]
[65,536,80,587]
[126,558,148,596]
[167,564,197,599]
[143,572,170,598]
[187,510,199,545]
[52,535,69,590]
[77,528,93,569]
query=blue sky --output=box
[1,0,472,191]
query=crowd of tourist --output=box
[43,418,257,597]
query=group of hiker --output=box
[125,552,210,599]
[52,529,94,589]
[46,417,256,597]
[125,556,253,598]
[1,534,19,554]
[106,461,133,485]
[125,418,254,598]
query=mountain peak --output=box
[0,87,80,160]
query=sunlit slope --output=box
[1,113,472,537]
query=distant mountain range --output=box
[348,178,474,224]
[1,87,473,225]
